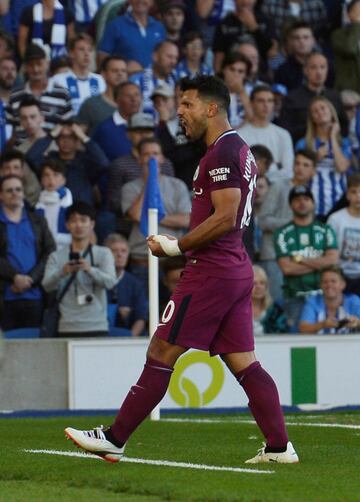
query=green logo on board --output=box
[168,352,225,407]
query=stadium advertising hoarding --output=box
[68,335,360,410]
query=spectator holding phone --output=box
[299,265,360,334]
[42,201,116,337]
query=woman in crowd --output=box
[295,96,352,220]
[252,265,288,336]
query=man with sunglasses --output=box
[0,175,55,330]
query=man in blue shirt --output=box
[0,175,55,330]
[97,0,166,69]
[299,265,360,334]
[92,81,142,161]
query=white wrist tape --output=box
[153,235,182,256]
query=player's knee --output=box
[146,337,171,361]
[146,336,185,366]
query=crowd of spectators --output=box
[0,0,359,337]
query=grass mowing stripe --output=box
[161,418,360,429]
[24,449,274,475]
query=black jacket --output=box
[0,210,56,313]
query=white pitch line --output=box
[161,418,360,430]
[23,449,273,475]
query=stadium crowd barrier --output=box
[1,335,360,411]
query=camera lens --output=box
[85,294,93,303]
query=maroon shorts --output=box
[155,268,254,356]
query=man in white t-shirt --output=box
[52,33,105,114]
[328,173,360,295]
[237,85,294,182]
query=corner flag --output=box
[140,157,166,236]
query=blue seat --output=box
[109,326,133,337]
[4,328,41,339]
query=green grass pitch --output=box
[1,411,360,502]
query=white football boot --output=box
[245,441,299,464]
[65,426,125,463]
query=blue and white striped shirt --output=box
[71,0,107,24]
[296,137,352,217]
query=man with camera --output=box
[42,201,116,337]
[299,266,360,334]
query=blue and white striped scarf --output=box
[208,0,235,25]
[130,68,176,118]
[35,187,72,248]
[72,0,106,24]
[32,0,67,59]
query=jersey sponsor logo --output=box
[193,188,203,196]
[240,174,256,229]
[193,165,199,181]
[300,233,310,246]
[244,149,256,181]
[208,167,230,182]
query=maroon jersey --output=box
[187,129,257,278]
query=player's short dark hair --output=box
[180,75,230,113]
[320,265,345,281]
[40,158,67,178]
[295,149,317,166]
[138,137,162,154]
[251,144,273,166]
[100,55,126,72]
[250,84,273,101]
[65,201,96,222]
[221,51,251,78]
[161,256,187,275]
[347,172,360,189]
[0,174,24,190]
[0,150,25,167]
[19,95,42,112]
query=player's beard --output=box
[182,115,207,142]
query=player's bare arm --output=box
[148,187,241,257]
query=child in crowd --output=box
[174,31,213,80]
[251,144,273,177]
[35,158,72,249]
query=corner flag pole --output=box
[148,206,160,421]
[140,156,165,422]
